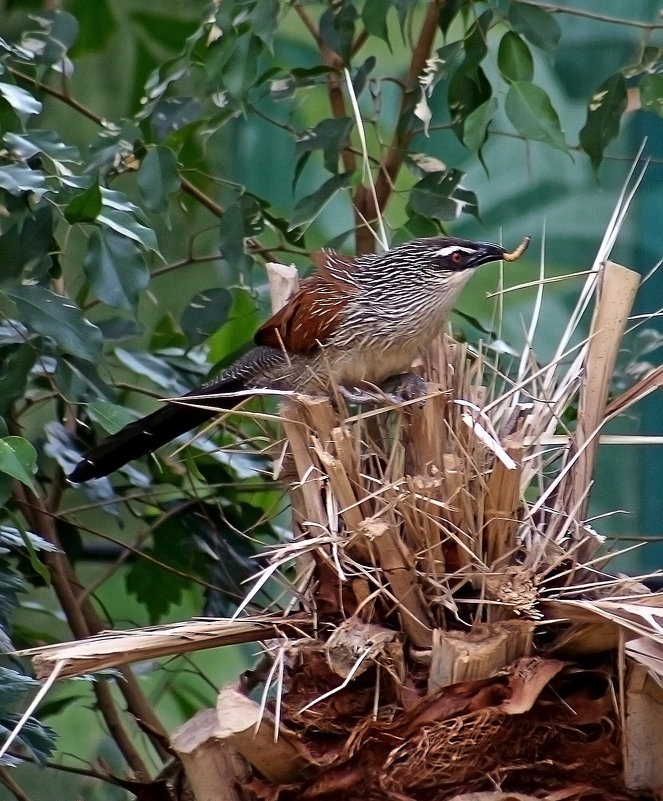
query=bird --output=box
[69,234,530,482]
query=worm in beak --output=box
[503,236,531,262]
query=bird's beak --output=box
[468,236,531,269]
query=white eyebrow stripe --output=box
[434,245,476,257]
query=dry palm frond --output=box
[17,616,317,680]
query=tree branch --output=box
[0,767,33,801]
[518,1,663,29]
[354,0,442,253]
[11,483,168,774]
[293,5,358,177]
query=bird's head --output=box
[404,235,531,275]
[354,235,531,323]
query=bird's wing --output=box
[254,250,359,354]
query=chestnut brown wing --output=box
[254,252,358,354]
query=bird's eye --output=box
[450,251,463,265]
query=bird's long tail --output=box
[69,346,288,482]
[69,384,237,482]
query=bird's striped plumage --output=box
[70,235,528,481]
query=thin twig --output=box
[0,767,33,801]
[12,483,167,772]
[4,751,125,786]
[518,1,663,30]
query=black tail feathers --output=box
[69,380,244,482]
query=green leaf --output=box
[5,285,102,362]
[407,170,477,222]
[150,312,187,351]
[438,0,465,36]
[640,74,663,116]
[114,349,188,393]
[249,0,279,51]
[0,667,38,707]
[64,181,102,224]
[26,11,79,64]
[448,64,492,137]
[453,308,497,337]
[623,46,661,80]
[125,519,207,623]
[2,715,55,767]
[0,437,37,491]
[83,230,150,311]
[97,317,142,341]
[505,81,567,153]
[0,204,55,283]
[579,73,627,172]
[98,207,160,254]
[207,31,263,105]
[125,555,189,623]
[0,82,42,116]
[86,401,138,434]
[0,97,20,134]
[137,146,180,213]
[207,288,259,363]
[3,512,52,585]
[362,3,390,46]
[151,97,202,141]
[401,213,440,240]
[270,66,336,101]
[319,3,357,64]
[0,345,36,414]
[4,131,80,165]
[462,10,492,69]
[463,96,497,153]
[393,0,417,38]
[0,164,46,197]
[289,173,351,231]
[181,288,232,347]
[52,356,114,405]
[508,3,561,55]
[218,195,264,269]
[0,524,59,554]
[498,32,533,83]
[296,117,354,174]
[353,56,376,97]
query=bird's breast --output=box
[324,333,429,387]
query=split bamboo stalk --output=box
[280,400,328,532]
[360,516,433,649]
[215,687,307,784]
[331,424,374,520]
[557,261,640,524]
[171,708,248,801]
[265,261,299,312]
[483,437,524,568]
[428,620,535,691]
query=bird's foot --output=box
[379,372,430,403]
[338,385,385,405]
[339,373,431,407]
